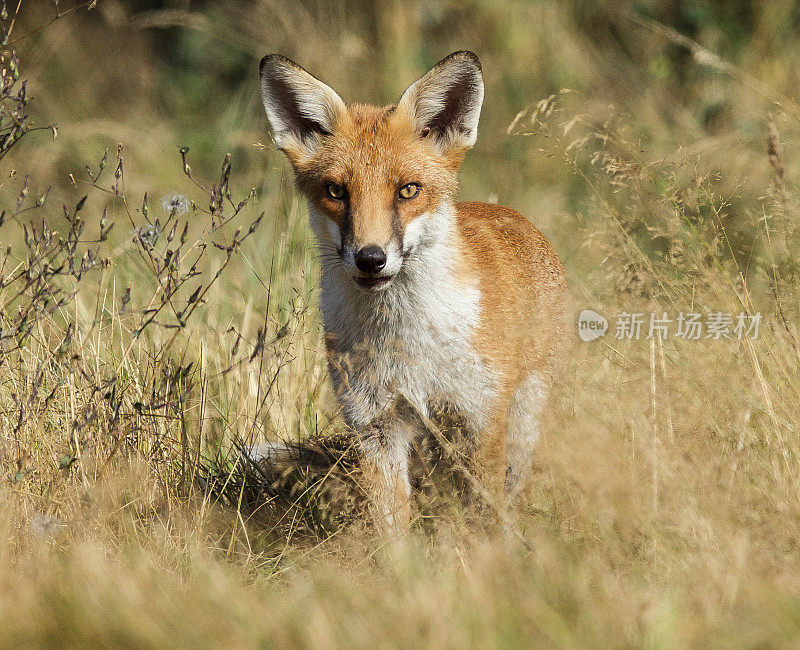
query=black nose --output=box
[355,245,387,274]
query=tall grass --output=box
[1,0,800,646]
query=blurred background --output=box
[14,0,800,282]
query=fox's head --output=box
[259,51,483,292]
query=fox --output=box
[257,50,567,535]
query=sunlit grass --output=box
[2,0,800,646]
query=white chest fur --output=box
[309,203,498,435]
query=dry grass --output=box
[2,0,800,647]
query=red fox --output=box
[258,51,567,534]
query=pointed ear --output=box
[259,55,346,164]
[397,51,484,155]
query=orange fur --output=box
[293,103,460,249]
[456,202,567,389]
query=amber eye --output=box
[326,183,345,200]
[398,183,420,200]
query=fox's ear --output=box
[259,55,346,163]
[397,51,484,155]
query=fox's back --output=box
[455,202,567,386]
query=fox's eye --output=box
[326,183,345,200]
[398,183,420,200]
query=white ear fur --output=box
[259,55,346,161]
[397,51,484,153]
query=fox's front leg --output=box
[470,398,511,509]
[359,421,411,537]
[328,356,415,536]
